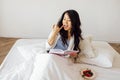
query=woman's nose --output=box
[64,20,68,24]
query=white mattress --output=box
[0,39,120,80]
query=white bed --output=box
[0,39,120,80]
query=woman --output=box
[46,9,83,60]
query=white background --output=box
[0,0,120,42]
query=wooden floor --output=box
[0,37,19,64]
[0,37,120,65]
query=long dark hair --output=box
[57,9,83,53]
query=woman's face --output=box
[62,13,72,31]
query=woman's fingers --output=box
[52,24,62,33]
[60,25,63,30]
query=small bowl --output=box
[80,68,96,80]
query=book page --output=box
[49,49,64,54]
[49,49,79,56]
[64,50,79,54]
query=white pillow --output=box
[80,35,96,58]
[78,41,115,68]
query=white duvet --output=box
[0,39,120,80]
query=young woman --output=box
[46,9,83,59]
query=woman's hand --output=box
[47,25,63,46]
[52,24,63,34]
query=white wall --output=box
[0,0,120,42]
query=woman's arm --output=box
[46,25,63,51]
[47,25,63,46]
[47,31,58,46]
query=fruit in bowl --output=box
[80,68,96,80]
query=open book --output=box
[49,49,79,56]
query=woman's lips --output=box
[63,25,68,28]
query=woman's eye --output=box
[68,20,71,21]
[63,19,70,21]
[63,19,66,20]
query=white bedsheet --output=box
[0,39,120,80]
